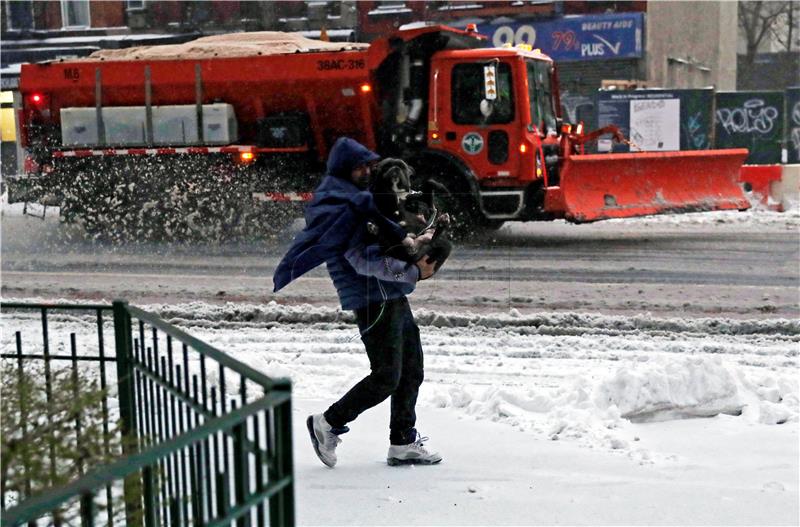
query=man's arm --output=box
[345,244,420,284]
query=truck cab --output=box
[427,47,558,222]
[372,25,561,231]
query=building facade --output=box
[2,1,743,90]
[646,0,738,91]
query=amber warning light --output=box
[359,84,372,93]
[239,152,255,162]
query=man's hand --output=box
[415,256,437,280]
[402,231,434,256]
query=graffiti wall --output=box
[714,91,785,165]
[787,87,800,164]
[565,89,797,164]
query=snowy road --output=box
[2,204,799,318]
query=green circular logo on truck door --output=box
[462,132,484,155]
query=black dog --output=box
[368,158,452,272]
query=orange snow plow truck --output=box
[11,24,749,239]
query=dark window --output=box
[7,1,33,30]
[451,62,514,125]
[527,59,557,134]
[61,0,90,28]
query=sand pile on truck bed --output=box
[84,31,368,61]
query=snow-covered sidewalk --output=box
[294,399,798,526]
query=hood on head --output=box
[326,137,380,179]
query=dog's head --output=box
[372,158,414,205]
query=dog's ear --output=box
[377,158,410,176]
[376,158,400,172]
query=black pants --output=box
[324,296,424,445]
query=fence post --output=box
[232,417,251,527]
[113,300,142,525]
[80,492,96,527]
[270,381,294,527]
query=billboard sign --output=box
[477,12,644,62]
[596,89,714,153]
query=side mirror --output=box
[480,99,494,118]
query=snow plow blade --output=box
[545,149,750,223]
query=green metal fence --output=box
[1,300,294,526]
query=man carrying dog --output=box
[273,137,442,468]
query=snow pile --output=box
[594,356,743,421]
[85,31,368,61]
[429,382,631,452]
[425,355,797,456]
[738,371,800,426]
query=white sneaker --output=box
[307,414,343,468]
[387,434,442,466]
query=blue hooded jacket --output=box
[272,137,418,310]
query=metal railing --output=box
[1,300,294,526]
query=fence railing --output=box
[1,300,294,526]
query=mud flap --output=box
[544,149,750,223]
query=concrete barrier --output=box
[775,165,800,210]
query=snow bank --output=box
[594,356,744,421]
[7,296,798,337]
[602,199,800,230]
[72,300,798,337]
[426,355,798,457]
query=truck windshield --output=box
[451,62,514,125]
[527,59,556,134]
